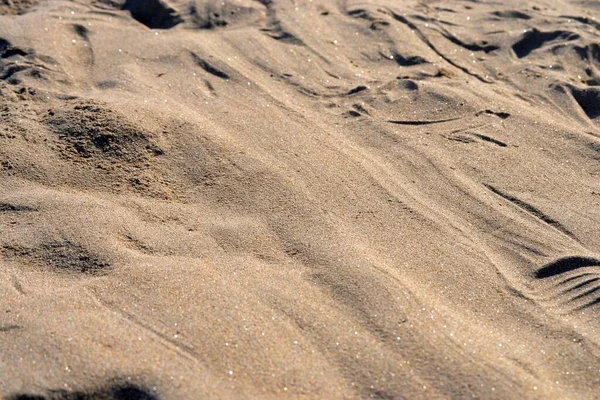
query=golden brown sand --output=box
[1,0,600,398]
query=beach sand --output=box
[1,0,600,398]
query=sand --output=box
[1,0,599,398]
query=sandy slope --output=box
[1,0,600,398]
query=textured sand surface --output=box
[1,0,600,398]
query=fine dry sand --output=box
[1,0,600,398]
